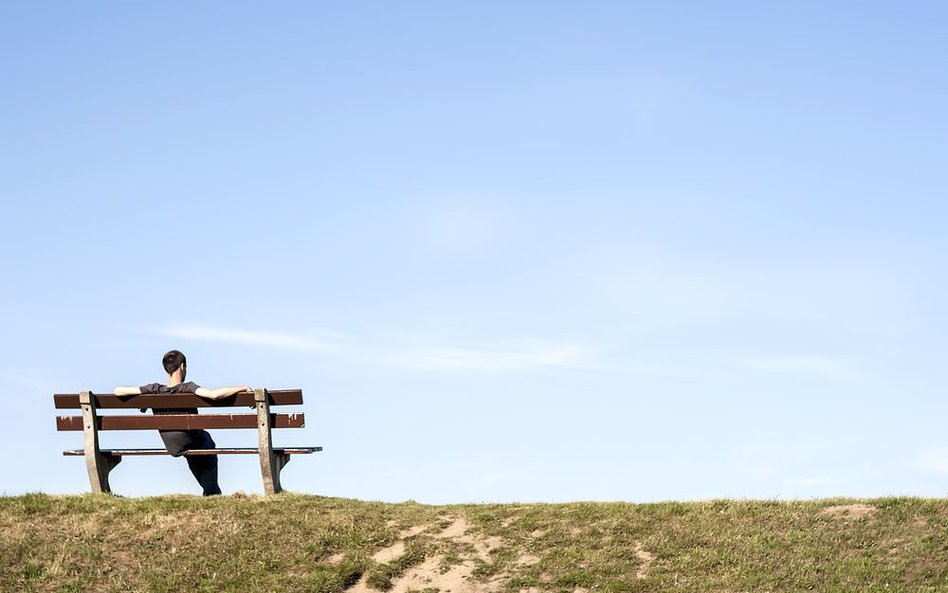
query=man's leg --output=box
[186,430,222,496]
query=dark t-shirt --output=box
[139,381,206,456]
[139,381,202,414]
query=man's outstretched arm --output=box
[114,386,142,396]
[195,386,253,400]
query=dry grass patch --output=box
[3,495,948,592]
[819,503,879,519]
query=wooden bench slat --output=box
[62,447,322,456]
[56,412,304,431]
[53,389,304,410]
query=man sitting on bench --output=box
[114,350,251,496]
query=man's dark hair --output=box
[162,350,187,375]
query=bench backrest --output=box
[54,389,306,432]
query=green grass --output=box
[2,493,947,592]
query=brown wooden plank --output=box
[56,412,305,431]
[63,447,321,456]
[53,389,304,410]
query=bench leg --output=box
[79,391,122,494]
[255,388,291,495]
[260,452,290,495]
[85,454,122,494]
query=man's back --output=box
[139,381,202,415]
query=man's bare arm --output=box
[195,386,253,400]
[114,386,142,396]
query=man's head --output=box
[162,350,187,378]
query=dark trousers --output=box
[161,429,222,496]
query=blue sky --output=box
[2,1,947,502]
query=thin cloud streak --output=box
[154,325,871,381]
[155,324,589,373]
[384,341,588,372]
[155,324,343,353]
[737,356,859,379]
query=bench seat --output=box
[63,447,322,456]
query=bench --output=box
[53,388,321,495]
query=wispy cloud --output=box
[154,324,873,383]
[155,324,344,353]
[154,324,588,373]
[737,356,859,379]
[383,340,587,372]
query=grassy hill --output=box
[2,493,946,593]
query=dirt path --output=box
[340,516,508,593]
